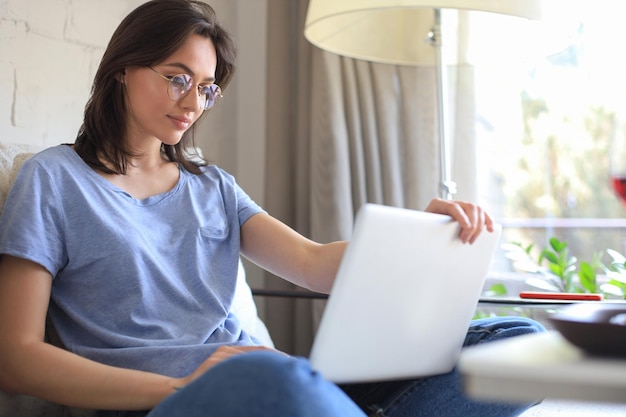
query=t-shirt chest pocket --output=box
[198,224,229,240]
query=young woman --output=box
[0,1,544,416]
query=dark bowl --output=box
[549,303,626,358]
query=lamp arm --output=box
[428,9,457,200]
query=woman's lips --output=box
[169,115,191,130]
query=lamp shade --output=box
[304,0,549,65]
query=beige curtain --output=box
[262,0,316,355]
[263,2,477,356]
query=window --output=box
[473,8,626,277]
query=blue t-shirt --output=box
[0,145,266,377]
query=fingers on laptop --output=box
[424,199,494,244]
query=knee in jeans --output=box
[502,317,546,334]
[156,350,365,417]
[466,316,546,347]
[211,350,319,391]
[472,316,545,333]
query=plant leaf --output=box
[525,277,561,291]
[607,248,626,264]
[483,283,508,297]
[542,250,559,265]
[578,261,596,293]
[550,237,567,252]
[601,283,625,297]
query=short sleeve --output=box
[234,181,265,226]
[0,157,67,276]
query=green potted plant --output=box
[502,237,626,300]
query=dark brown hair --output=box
[74,0,236,174]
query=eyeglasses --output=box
[149,67,222,111]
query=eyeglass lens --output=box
[168,74,221,110]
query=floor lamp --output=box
[304,0,544,200]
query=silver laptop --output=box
[309,203,502,383]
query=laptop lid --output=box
[308,203,502,383]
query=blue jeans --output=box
[110,317,544,417]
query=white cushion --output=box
[232,261,274,347]
[0,143,34,211]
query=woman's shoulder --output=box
[198,163,231,175]
[26,144,80,168]
[193,163,237,184]
[17,144,95,189]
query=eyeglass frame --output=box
[149,66,222,111]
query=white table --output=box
[459,331,626,404]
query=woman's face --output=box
[122,34,218,147]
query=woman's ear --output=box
[116,70,126,83]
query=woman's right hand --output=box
[173,345,278,391]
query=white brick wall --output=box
[0,0,144,148]
[0,0,267,191]
[0,0,268,209]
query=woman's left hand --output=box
[423,198,494,244]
